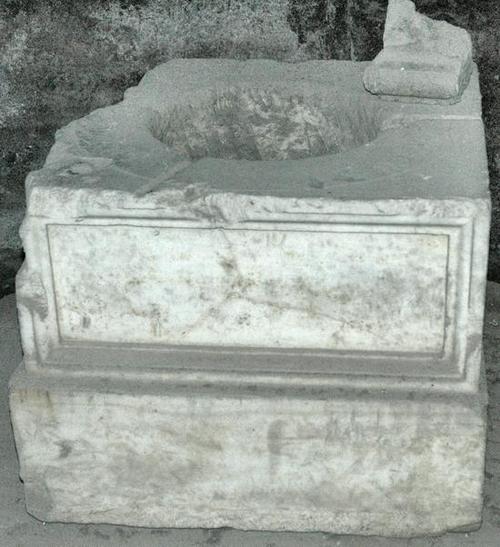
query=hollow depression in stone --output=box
[150,88,383,161]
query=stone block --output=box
[363,0,473,102]
[9,363,487,536]
[9,58,490,535]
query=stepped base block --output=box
[9,362,487,537]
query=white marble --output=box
[48,223,448,352]
[9,55,490,536]
[10,363,486,536]
[363,0,473,102]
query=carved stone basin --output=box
[9,58,490,537]
[150,87,383,161]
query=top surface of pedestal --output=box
[26,59,488,218]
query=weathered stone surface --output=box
[150,87,380,161]
[0,0,499,293]
[9,58,490,534]
[363,0,473,102]
[0,0,301,295]
[46,224,449,353]
[9,363,487,536]
[3,284,500,544]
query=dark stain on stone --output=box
[78,525,89,536]
[203,528,226,544]
[237,313,250,325]
[220,256,237,273]
[150,528,171,535]
[267,419,286,455]
[323,532,343,541]
[467,333,483,360]
[230,276,254,291]
[17,293,48,319]
[185,432,223,452]
[263,278,279,298]
[57,440,72,459]
[309,177,325,189]
[43,390,54,415]
[115,527,138,539]
[93,529,111,540]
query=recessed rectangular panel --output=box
[48,224,448,353]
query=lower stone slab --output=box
[9,363,486,537]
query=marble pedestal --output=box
[9,59,490,536]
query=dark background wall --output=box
[0,0,498,298]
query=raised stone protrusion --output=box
[16,266,48,320]
[363,0,473,102]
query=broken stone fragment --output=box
[363,0,473,102]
